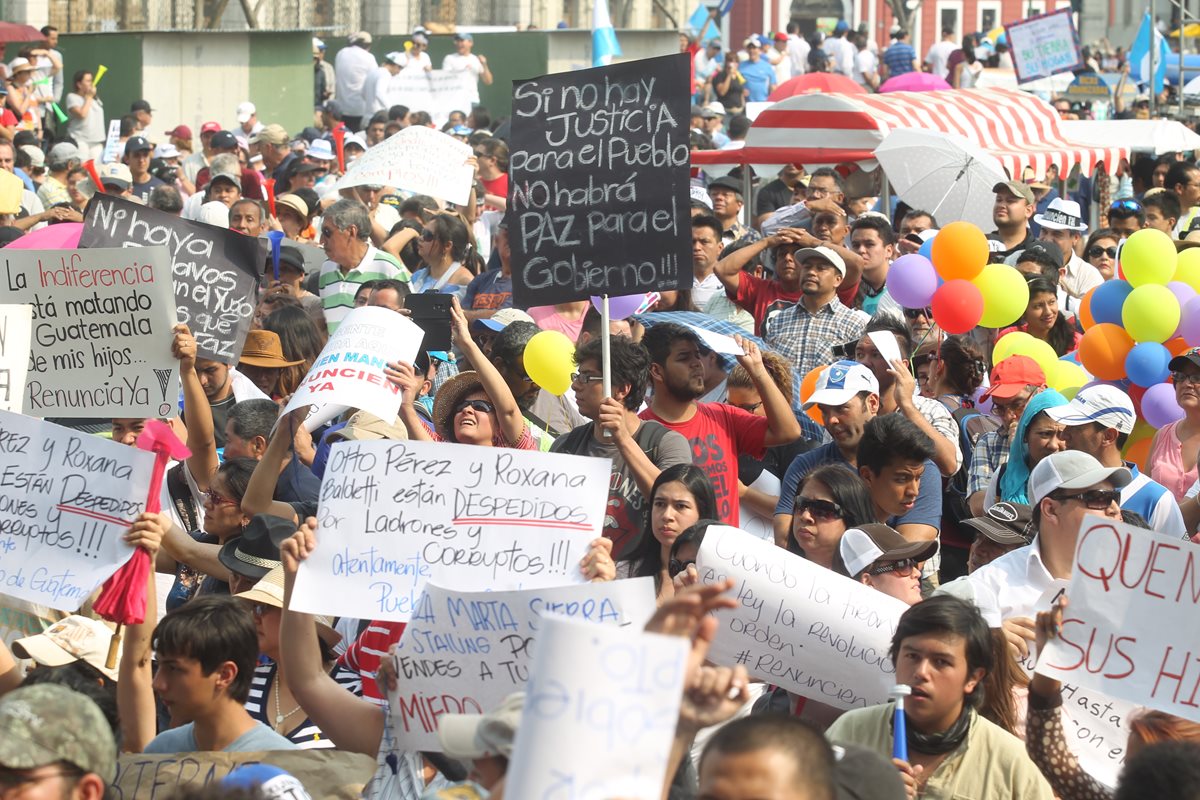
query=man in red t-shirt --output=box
[716,225,862,335]
[474,136,508,211]
[638,323,802,524]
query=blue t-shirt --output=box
[144,721,297,753]
[883,42,917,76]
[739,59,776,102]
[463,268,513,312]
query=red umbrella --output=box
[769,73,867,101]
[0,22,44,42]
[94,419,190,666]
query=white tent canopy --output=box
[1058,119,1200,156]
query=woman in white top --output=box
[407,213,475,298]
[65,69,106,159]
[954,41,984,89]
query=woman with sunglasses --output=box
[984,389,1068,507]
[393,296,536,450]
[787,464,876,569]
[832,523,935,606]
[622,465,718,601]
[408,213,475,299]
[1082,228,1120,281]
[1000,277,1081,357]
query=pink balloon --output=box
[886,254,939,309]
[590,293,646,320]
[1142,382,1185,429]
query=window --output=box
[977,1,1000,31]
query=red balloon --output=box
[930,280,984,334]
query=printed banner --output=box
[0,305,32,414]
[390,69,478,128]
[387,578,657,751]
[505,615,688,800]
[281,306,425,431]
[1006,8,1084,83]
[290,440,612,621]
[698,525,906,710]
[79,194,264,364]
[0,409,155,610]
[508,53,690,305]
[2,248,179,418]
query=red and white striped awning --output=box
[691,88,1128,178]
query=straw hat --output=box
[236,565,341,647]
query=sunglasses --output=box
[203,488,238,507]
[570,372,604,386]
[794,497,844,522]
[1087,246,1118,259]
[454,398,495,415]
[420,230,436,241]
[1052,489,1121,510]
[903,307,931,320]
[1110,199,1142,213]
[668,558,695,578]
[866,558,918,576]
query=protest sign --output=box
[387,577,656,750]
[79,194,264,364]
[337,126,474,206]
[390,69,477,128]
[100,119,122,164]
[1064,70,1113,102]
[281,306,424,431]
[698,525,905,710]
[2,248,178,418]
[291,440,612,621]
[1006,9,1084,83]
[0,306,31,414]
[508,53,690,306]
[112,749,376,800]
[505,614,688,800]
[0,409,155,611]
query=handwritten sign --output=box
[2,248,178,418]
[391,70,478,128]
[337,126,474,206]
[505,614,688,800]
[698,525,906,710]
[100,119,122,164]
[0,409,155,611]
[79,194,264,364]
[282,306,424,431]
[508,53,689,306]
[0,306,32,414]
[112,749,376,800]
[387,578,656,750]
[1006,9,1083,83]
[1064,70,1113,101]
[291,440,612,621]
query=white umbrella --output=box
[873,128,1008,231]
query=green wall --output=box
[8,33,144,124]
[248,32,314,135]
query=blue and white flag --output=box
[1130,11,1168,93]
[592,0,622,67]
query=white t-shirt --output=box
[827,36,856,77]
[442,52,485,104]
[854,49,879,87]
[398,51,432,73]
[333,45,378,117]
[787,35,810,74]
[924,40,957,79]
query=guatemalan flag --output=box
[592,0,622,67]
[1130,11,1168,94]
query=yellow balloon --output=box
[973,263,1030,328]
[994,331,1057,378]
[1176,247,1200,292]
[1122,284,1181,343]
[523,330,576,396]
[992,331,1034,364]
[1049,360,1088,400]
[1121,228,1177,287]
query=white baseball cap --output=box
[1044,384,1135,435]
[12,616,121,681]
[689,183,714,209]
[236,101,256,124]
[793,245,847,277]
[802,360,879,410]
[438,692,524,759]
[1028,450,1132,507]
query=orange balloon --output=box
[1078,286,1096,331]
[1166,337,1190,356]
[800,365,824,425]
[1077,323,1135,381]
[930,221,989,282]
[1124,436,1152,473]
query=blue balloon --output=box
[918,236,935,260]
[1090,280,1133,326]
[1125,341,1173,388]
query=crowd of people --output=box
[5,17,1200,800]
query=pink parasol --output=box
[6,222,82,249]
[879,73,953,93]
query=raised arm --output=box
[739,337,801,447]
[241,406,313,522]
[173,324,218,491]
[118,513,167,753]
[450,296,526,444]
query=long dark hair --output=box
[263,304,325,396]
[1025,277,1076,356]
[626,465,717,583]
[936,335,988,397]
[787,464,876,556]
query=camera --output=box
[149,157,178,183]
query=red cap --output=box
[164,124,193,140]
[980,355,1047,401]
[200,121,221,134]
[774,32,788,42]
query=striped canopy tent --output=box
[691,88,1129,179]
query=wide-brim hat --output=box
[237,329,303,368]
[235,565,341,647]
[432,371,486,440]
[218,514,293,581]
[1033,197,1088,232]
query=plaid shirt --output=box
[762,298,867,379]
[967,427,1011,496]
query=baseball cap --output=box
[12,616,122,681]
[992,179,1035,205]
[962,502,1034,546]
[980,355,1045,402]
[164,124,193,140]
[689,183,714,210]
[345,131,368,151]
[832,524,938,579]
[0,684,117,782]
[699,105,720,119]
[1028,450,1132,507]
[472,307,535,332]
[19,145,44,169]
[236,101,256,124]
[1044,384,1135,434]
[384,51,405,65]
[774,31,788,42]
[130,99,153,113]
[793,246,847,277]
[1015,239,1064,269]
[349,30,373,44]
[412,32,429,45]
[276,192,309,219]
[704,101,726,116]
[210,130,239,150]
[154,142,180,159]
[98,162,132,190]
[223,764,313,800]
[454,31,474,41]
[1169,346,1200,372]
[209,161,241,186]
[251,124,289,147]
[201,120,222,134]
[124,135,152,153]
[803,360,879,410]
[438,692,524,759]
[47,141,80,165]
[835,19,850,32]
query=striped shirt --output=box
[245,660,362,749]
[340,620,407,706]
[318,245,409,333]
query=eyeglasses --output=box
[668,558,695,578]
[1087,246,1118,259]
[454,398,495,415]
[0,767,82,794]
[1052,489,1121,510]
[866,558,918,576]
[203,488,238,508]
[570,372,604,386]
[1173,371,1200,386]
[903,307,931,320]
[794,497,844,522]
[1110,199,1142,213]
[733,401,762,413]
[420,230,436,241]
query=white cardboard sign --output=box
[336,125,474,206]
[0,305,32,414]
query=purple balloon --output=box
[1180,296,1200,346]
[590,293,645,320]
[1169,282,1199,339]
[886,254,939,309]
[1142,381,1186,429]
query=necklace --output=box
[273,672,302,728]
